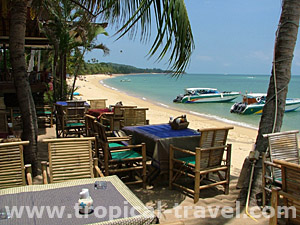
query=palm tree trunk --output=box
[238,0,300,205]
[9,0,38,176]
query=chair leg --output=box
[194,149,201,203]
[194,171,200,203]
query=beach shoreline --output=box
[72,73,258,172]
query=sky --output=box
[85,0,300,75]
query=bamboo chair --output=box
[88,99,107,109]
[41,137,103,184]
[36,104,54,127]
[169,127,233,203]
[85,114,97,137]
[262,130,299,207]
[270,159,300,225]
[94,121,147,187]
[55,104,85,137]
[0,141,32,189]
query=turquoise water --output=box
[103,73,300,131]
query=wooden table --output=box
[0,176,157,225]
[123,124,201,172]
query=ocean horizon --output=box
[102,73,300,131]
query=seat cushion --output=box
[109,142,124,148]
[178,156,195,165]
[66,122,85,127]
[111,150,141,160]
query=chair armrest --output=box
[41,161,49,184]
[93,158,104,177]
[170,145,196,156]
[107,136,131,142]
[25,164,32,185]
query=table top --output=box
[0,176,156,225]
[123,123,200,139]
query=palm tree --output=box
[8,0,194,175]
[9,0,39,175]
[239,0,300,205]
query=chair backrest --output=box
[198,145,229,170]
[85,114,97,136]
[93,121,112,159]
[134,108,148,125]
[66,100,85,107]
[0,141,29,189]
[0,110,8,133]
[273,159,300,224]
[198,127,233,148]
[88,99,107,109]
[123,108,136,126]
[43,137,95,183]
[263,130,299,180]
[123,107,148,126]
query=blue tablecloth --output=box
[137,124,200,138]
[123,124,201,171]
[56,101,90,107]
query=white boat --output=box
[120,78,131,82]
[173,88,240,103]
[230,93,300,115]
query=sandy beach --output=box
[69,74,268,224]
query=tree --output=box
[8,0,194,176]
[239,0,300,205]
[9,0,39,175]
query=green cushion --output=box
[37,111,52,115]
[66,122,84,127]
[178,156,195,165]
[13,113,21,117]
[111,150,141,160]
[109,143,124,148]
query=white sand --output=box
[70,74,268,224]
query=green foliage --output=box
[78,62,169,75]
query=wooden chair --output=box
[88,99,107,109]
[262,130,299,207]
[270,159,300,225]
[0,110,9,136]
[55,104,85,137]
[85,114,97,137]
[0,141,32,189]
[36,104,54,127]
[169,127,233,203]
[94,121,147,187]
[41,137,103,184]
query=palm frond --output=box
[76,0,194,75]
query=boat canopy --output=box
[245,93,266,98]
[184,88,219,95]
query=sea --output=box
[102,73,300,131]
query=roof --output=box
[0,3,50,48]
[245,93,267,98]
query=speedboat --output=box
[173,88,240,103]
[230,93,300,115]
